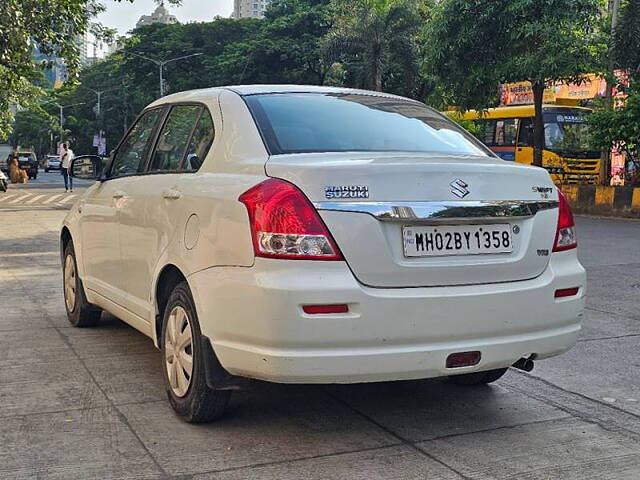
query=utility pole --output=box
[124,51,203,97]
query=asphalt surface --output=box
[1,171,639,479]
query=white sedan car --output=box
[62,85,585,423]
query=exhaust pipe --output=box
[512,356,535,372]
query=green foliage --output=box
[8,107,60,158]
[425,0,602,110]
[588,79,640,184]
[613,0,640,71]
[0,0,97,139]
[425,0,602,165]
[0,0,181,141]
[322,0,424,93]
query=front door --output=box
[79,177,129,306]
[81,107,166,309]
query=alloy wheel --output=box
[63,254,76,312]
[164,306,194,397]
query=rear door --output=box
[118,103,214,320]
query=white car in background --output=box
[44,155,62,172]
[0,169,7,192]
[61,85,585,423]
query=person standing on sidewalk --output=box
[61,143,74,192]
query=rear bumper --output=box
[188,251,585,384]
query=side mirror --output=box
[70,155,104,180]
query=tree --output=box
[613,0,640,72]
[426,0,602,166]
[588,81,640,185]
[322,0,423,92]
[0,0,178,140]
[8,108,60,159]
[588,0,640,185]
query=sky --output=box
[96,0,234,36]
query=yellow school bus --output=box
[447,105,600,184]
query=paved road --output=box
[0,170,92,210]
[1,176,639,479]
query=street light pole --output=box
[80,86,117,118]
[124,51,203,97]
[55,102,86,129]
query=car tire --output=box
[63,241,102,327]
[161,281,231,423]
[45,168,49,173]
[446,368,508,385]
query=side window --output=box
[474,119,496,145]
[110,109,164,178]
[183,108,215,171]
[494,118,519,146]
[149,105,202,172]
[517,118,533,146]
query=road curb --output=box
[561,185,640,218]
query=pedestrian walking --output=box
[61,143,74,192]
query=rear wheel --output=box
[446,368,508,385]
[63,241,102,327]
[161,281,230,423]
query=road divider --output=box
[560,185,640,218]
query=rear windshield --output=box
[245,93,491,156]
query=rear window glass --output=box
[245,93,490,157]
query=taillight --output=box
[553,189,577,252]
[239,178,343,260]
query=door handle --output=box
[162,189,182,200]
[112,191,126,199]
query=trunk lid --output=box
[266,152,559,288]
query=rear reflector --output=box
[302,304,349,315]
[554,287,580,298]
[446,351,481,368]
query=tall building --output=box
[77,33,88,66]
[136,3,179,28]
[232,0,272,18]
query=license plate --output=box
[403,224,513,257]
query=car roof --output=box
[148,85,419,108]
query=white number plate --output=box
[403,224,513,257]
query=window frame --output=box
[105,105,168,180]
[105,101,215,180]
[146,104,205,174]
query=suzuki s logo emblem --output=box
[450,179,470,198]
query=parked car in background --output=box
[15,151,38,179]
[0,169,7,192]
[0,144,13,173]
[45,155,62,172]
[61,85,586,423]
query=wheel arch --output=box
[153,264,189,346]
[60,226,73,263]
